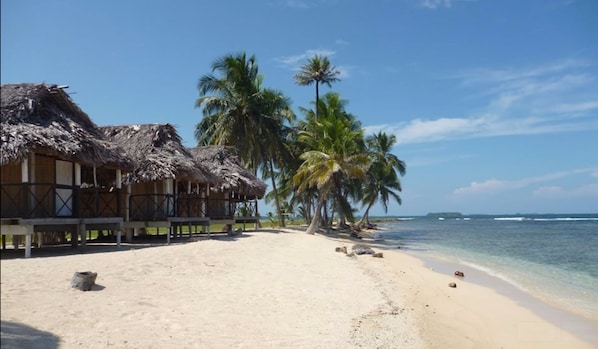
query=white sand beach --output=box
[1,229,595,349]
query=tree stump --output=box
[71,271,97,291]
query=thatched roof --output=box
[188,146,267,199]
[1,83,131,169]
[101,124,219,184]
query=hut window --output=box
[55,160,73,186]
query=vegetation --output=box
[195,53,294,227]
[293,55,341,120]
[195,52,406,233]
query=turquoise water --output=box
[378,214,598,319]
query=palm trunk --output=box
[315,82,320,122]
[357,201,374,229]
[306,196,324,235]
[267,158,285,227]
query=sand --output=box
[1,229,595,349]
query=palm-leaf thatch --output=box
[101,124,219,185]
[1,83,130,169]
[188,146,267,199]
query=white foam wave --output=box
[494,217,527,221]
[533,217,598,221]
[459,260,530,293]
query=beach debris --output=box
[350,232,363,239]
[454,271,465,277]
[335,246,348,254]
[228,228,243,237]
[352,244,375,255]
[372,252,384,258]
[448,282,457,288]
[71,271,97,291]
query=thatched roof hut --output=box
[188,146,267,199]
[1,83,130,168]
[101,124,219,185]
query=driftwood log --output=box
[352,244,375,255]
[71,271,97,291]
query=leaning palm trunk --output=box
[305,197,325,234]
[356,201,374,230]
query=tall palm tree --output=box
[293,93,369,234]
[195,53,293,226]
[258,88,295,226]
[293,55,340,120]
[357,132,406,228]
[195,52,263,165]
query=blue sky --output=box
[2,0,597,216]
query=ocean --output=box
[376,214,598,320]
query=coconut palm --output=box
[293,55,340,120]
[258,88,295,226]
[293,93,369,234]
[195,52,294,226]
[357,132,406,229]
[195,52,263,164]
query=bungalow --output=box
[0,83,132,257]
[100,124,220,242]
[188,146,267,230]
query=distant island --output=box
[426,212,463,219]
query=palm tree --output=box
[357,132,406,229]
[195,53,294,226]
[257,88,295,227]
[195,52,263,165]
[293,93,369,234]
[293,55,340,120]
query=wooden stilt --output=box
[80,224,87,248]
[25,234,32,258]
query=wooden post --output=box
[127,228,134,242]
[71,227,78,248]
[80,223,87,248]
[25,234,32,258]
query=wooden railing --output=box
[1,183,259,222]
[128,194,176,221]
[0,183,122,219]
[79,188,122,218]
[234,200,258,217]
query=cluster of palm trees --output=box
[195,52,406,234]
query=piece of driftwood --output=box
[335,246,348,254]
[71,271,97,291]
[352,244,374,255]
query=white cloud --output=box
[419,0,477,9]
[365,59,598,144]
[453,168,597,196]
[275,49,337,70]
[335,65,352,79]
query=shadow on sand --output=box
[1,321,59,349]
[0,229,278,260]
